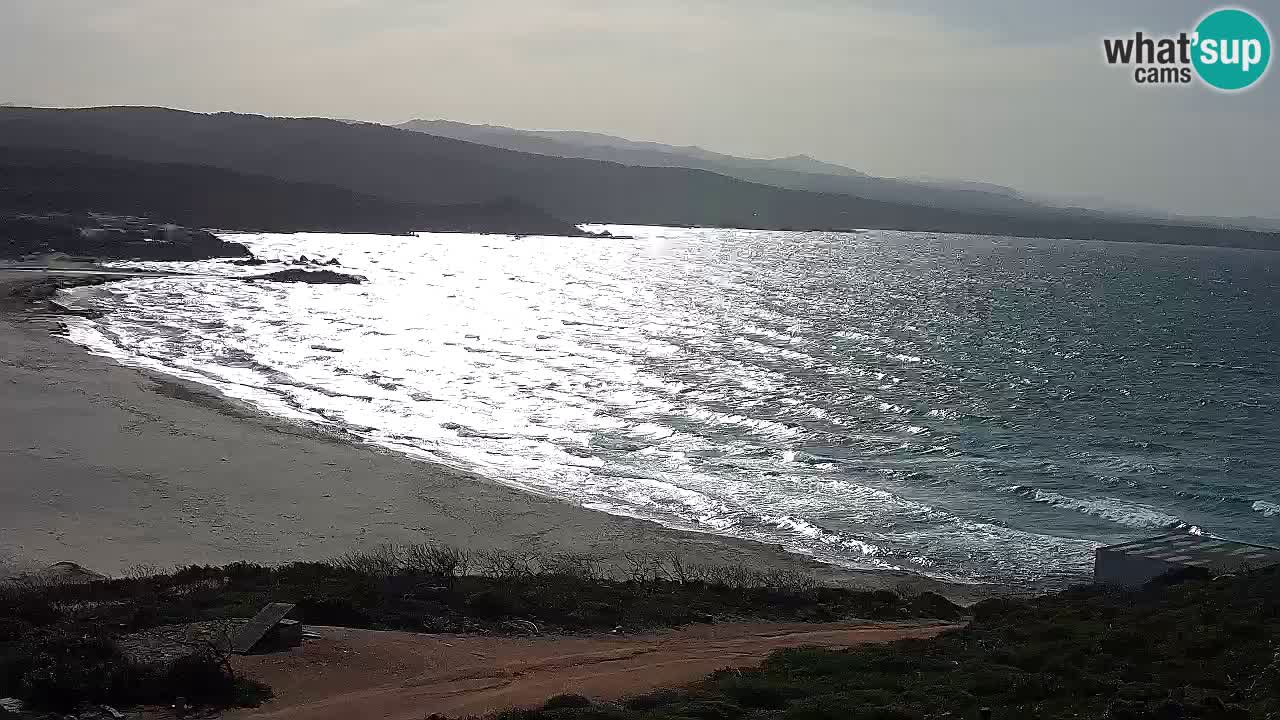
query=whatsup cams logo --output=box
[1103,7,1271,90]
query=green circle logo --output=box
[1192,8,1271,91]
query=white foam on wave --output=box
[1013,486,1187,529]
[764,515,882,555]
[732,336,816,364]
[679,405,801,441]
[741,324,814,348]
[67,226,1250,587]
[1253,500,1280,518]
[62,317,328,426]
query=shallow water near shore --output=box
[62,225,1280,587]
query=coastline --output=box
[0,269,1014,603]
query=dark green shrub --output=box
[969,596,1027,622]
[492,710,542,720]
[665,699,744,720]
[2,626,269,712]
[466,587,531,618]
[0,641,29,697]
[16,630,141,710]
[870,590,898,604]
[908,592,964,620]
[785,696,922,720]
[539,708,637,720]
[158,649,269,707]
[716,675,805,709]
[0,596,61,641]
[852,708,921,720]
[543,693,593,710]
[295,595,372,626]
[624,688,687,710]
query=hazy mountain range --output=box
[0,105,1276,249]
[397,119,1050,216]
[400,119,1280,233]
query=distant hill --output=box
[2,106,1277,250]
[489,126,872,178]
[411,121,1280,234]
[761,154,869,178]
[908,176,1031,201]
[397,119,1057,215]
[0,146,578,236]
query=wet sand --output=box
[229,622,959,720]
[0,269,1001,600]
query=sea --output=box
[61,225,1280,588]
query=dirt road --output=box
[230,621,958,719]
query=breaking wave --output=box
[58,224,1280,587]
[1009,487,1191,531]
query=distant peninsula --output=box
[1,106,1278,251]
[0,145,584,251]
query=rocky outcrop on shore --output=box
[0,272,118,315]
[0,213,254,262]
[245,269,365,284]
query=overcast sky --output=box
[2,0,1276,218]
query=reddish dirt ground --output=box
[228,621,958,720]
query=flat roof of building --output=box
[1099,533,1280,572]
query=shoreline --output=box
[0,269,1018,603]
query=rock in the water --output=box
[246,269,365,284]
[583,229,634,240]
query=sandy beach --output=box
[0,269,1001,600]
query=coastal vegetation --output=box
[0,628,271,712]
[496,567,1280,720]
[1,545,960,640]
[2,547,1278,718]
[0,545,959,713]
[5,545,1280,719]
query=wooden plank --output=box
[231,602,296,654]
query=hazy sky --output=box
[2,0,1277,218]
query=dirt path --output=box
[229,621,958,719]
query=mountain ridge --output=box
[397,118,1058,215]
[2,106,1277,250]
